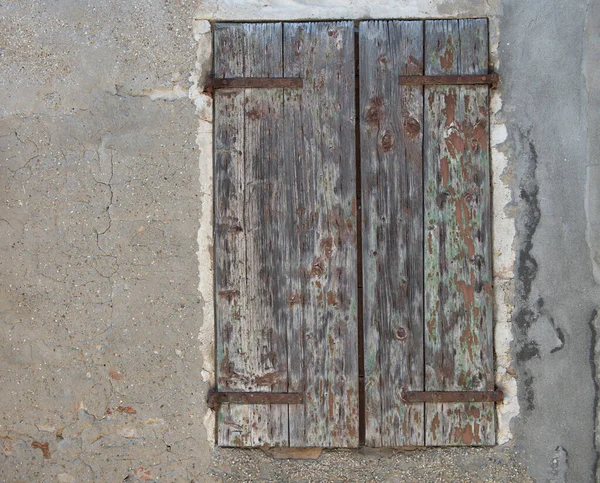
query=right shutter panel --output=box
[424,19,495,446]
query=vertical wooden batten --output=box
[214,22,289,447]
[360,20,425,447]
[284,22,359,448]
[423,18,495,446]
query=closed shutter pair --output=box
[212,19,499,448]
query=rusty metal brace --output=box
[398,73,500,88]
[204,77,303,95]
[401,388,504,403]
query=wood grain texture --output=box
[214,22,289,447]
[213,19,495,448]
[359,20,425,447]
[423,18,495,446]
[283,22,359,447]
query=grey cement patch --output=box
[501,0,600,481]
[585,0,600,286]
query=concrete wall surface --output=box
[0,0,598,481]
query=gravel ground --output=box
[209,445,533,482]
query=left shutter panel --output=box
[214,22,289,447]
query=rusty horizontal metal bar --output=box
[208,390,304,409]
[398,73,499,88]
[207,77,303,91]
[402,390,504,403]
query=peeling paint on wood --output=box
[423,19,495,446]
[360,20,425,448]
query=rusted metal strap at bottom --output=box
[208,390,304,410]
[398,73,500,88]
[402,390,504,403]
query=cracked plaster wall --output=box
[0,0,598,482]
[1,2,211,481]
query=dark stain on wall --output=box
[512,128,541,415]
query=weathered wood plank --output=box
[283,22,359,447]
[359,20,425,447]
[423,18,495,446]
[214,22,289,447]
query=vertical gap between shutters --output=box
[354,21,366,447]
[421,18,427,443]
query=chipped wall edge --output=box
[190,18,216,445]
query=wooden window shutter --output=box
[212,19,498,448]
[214,22,359,448]
[361,19,496,447]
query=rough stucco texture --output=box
[0,0,599,482]
[0,2,211,482]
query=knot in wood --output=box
[396,327,408,340]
